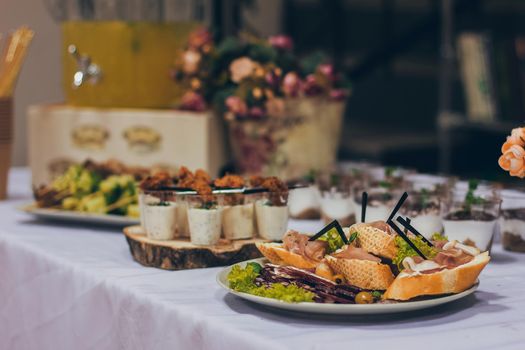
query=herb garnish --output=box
[348,231,359,244]
[464,179,485,212]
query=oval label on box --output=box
[71,124,109,150]
[123,126,161,154]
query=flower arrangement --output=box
[499,127,525,178]
[171,29,350,116]
[170,27,217,111]
[221,34,350,120]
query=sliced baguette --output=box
[255,242,318,269]
[256,242,285,265]
[383,252,490,301]
[325,255,395,290]
[350,223,397,259]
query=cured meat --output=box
[332,245,381,263]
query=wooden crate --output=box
[28,104,227,185]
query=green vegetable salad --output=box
[51,165,139,217]
[392,233,447,269]
[227,262,315,303]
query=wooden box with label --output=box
[27,105,227,186]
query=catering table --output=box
[1,168,525,350]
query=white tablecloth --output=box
[1,168,525,350]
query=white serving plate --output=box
[217,258,479,315]
[20,203,140,227]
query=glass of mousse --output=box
[500,189,525,253]
[187,194,222,246]
[441,182,501,252]
[255,190,289,241]
[317,172,356,226]
[142,190,178,241]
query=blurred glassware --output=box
[186,194,222,246]
[400,191,442,239]
[441,187,501,252]
[219,193,255,240]
[316,172,355,226]
[255,191,289,241]
[354,186,404,223]
[500,189,525,253]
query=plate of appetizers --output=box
[218,193,490,315]
[27,160,147,226]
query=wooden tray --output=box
[123,226,265,270]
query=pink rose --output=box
[182,50,201,75]
[180,91,207,111]
[225,96,248,116]
[188,27,213,49]
[229,57,256,83]
[303,74,323,96]
[329,89,348,101]
[317,63,335,81]
[282,72,302,97]
[268,35,293,51]
[249,107,265,118]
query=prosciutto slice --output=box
[434,248,473,268]
[332,245,381,263]
[282,230,328,262]
[368,220,392,234]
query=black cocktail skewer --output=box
[387,191,408,223]
[361,191,368,223]
[309,220,348,244]
[396,216,434,247]
[387,219,427,260]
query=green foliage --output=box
[318,228,346,253]
[227,263,315,303]
[393,235,438,270]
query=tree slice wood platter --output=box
[124,226,266,270]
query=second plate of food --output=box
[217,258,479,315]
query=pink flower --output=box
[225,96,248,116]
[268,35,293,51]
[188,27,213,49]
[229,57,256,83]
[265,98,285,117]
[182,50,201,75]
[249,107,265,118]
[282,72,302,97]
[329,89,348,101]
[317,63,335,81]
[303,74,323,96]
[180,91,207,111]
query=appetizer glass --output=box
[187,194,222,246]
[500,189,525,253]
[354,186,404,223]
[141,190,178,241]
[441,188,501,252]
[399,192,442,239]
[316,172,355,226]
[255,191,289,241]
[219,193,255,240]
[287,181,321,220]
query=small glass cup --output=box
[141,190,177,241]
[405,173,456,194]
[354,186,403,223]
[316,171,356,226]
[220,193,255,240]
[187,194,222,246]
[287,180,321,220]
[441,188,501,252]
[500,189,525,253]
[255,191,289,241]
[400,192,442,239]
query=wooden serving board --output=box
[123,226,266,270]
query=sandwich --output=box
[384,240,489,300]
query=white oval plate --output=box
[217,258,479,315]
[20,203,140,227]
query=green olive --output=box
[355,291,374,304]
